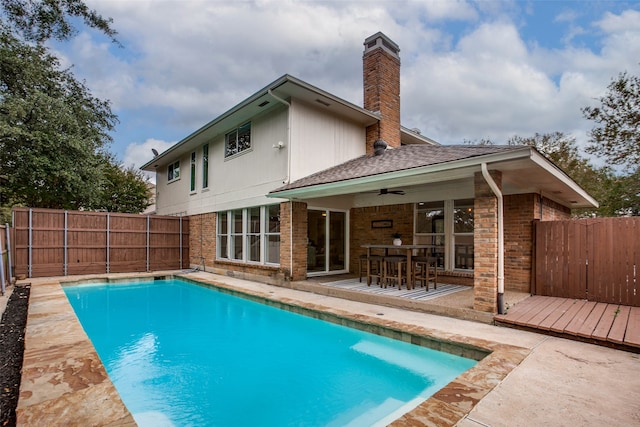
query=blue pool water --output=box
[64,279,476,426]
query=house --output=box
[141,32,597,314]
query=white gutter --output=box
[268,147,533,199]
[481,163,505,315]
[267,89,294,280]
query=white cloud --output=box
[64,1,639,165]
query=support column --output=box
[474,170,502,313]
[280,201,307,281]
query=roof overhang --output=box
[141,75,379,171]
[268,147,598,209]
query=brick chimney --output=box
[363,32,401,155]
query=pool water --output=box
[64,279,476,426]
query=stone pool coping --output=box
[17,272,530,426]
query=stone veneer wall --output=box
[473,171,501,313]
[350,203,414,274]
[280,201,308,281]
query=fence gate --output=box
[12,208,189,278]
[534,217,640,307]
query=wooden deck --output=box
[495,295,640,352]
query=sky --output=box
[52,0,640,179]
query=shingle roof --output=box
[271,144,525,193]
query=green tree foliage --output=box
[508,132,637,217]
[0,26,117,209]
[92,154,151,213]
[1,0,117,43]
[582,71,640,171]
[0,1,151,217]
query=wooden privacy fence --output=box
[1,224,12,294]
[12,208,189,278]
[534,217,639,307]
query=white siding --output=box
[155,106,289,215]
[289,99,366,182]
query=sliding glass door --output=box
[307,209,347,275]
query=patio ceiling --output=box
[268,145,598,209]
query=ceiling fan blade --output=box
[378,188,405,195]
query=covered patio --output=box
[271,144,597,315]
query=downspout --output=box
[481,163,505,315]
[267,89,294,279]
[267,89,291,185]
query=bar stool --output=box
[383,255,406,289]
[365,254,384,286]
[412,256,437,290]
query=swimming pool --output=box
[64,278,477,426]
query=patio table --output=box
[362,244,435,289]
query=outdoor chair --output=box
[382,255,406,289]
[412,256,437,290]
[364,254,384,286]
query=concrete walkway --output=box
[13,272,640,426]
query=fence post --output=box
[5,223,13,285]
[146,215,150,272]
[106,213,110,274]
[180,216,183,270]
[0,226,6,295]
[28,208,32,278]
[64,211,68,276]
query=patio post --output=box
[473,170,502,313]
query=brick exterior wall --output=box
[188,212,216,270]
[538,196,571,221]
[363,40,401,153]
[473,171,501,313]
[350,203,414,273]
[503,194,572,293]
[280,201,308,281]
[504,194,535,293]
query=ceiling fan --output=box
[378,188,405,196]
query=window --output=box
[231,209,243,260]
[265,205,280,264]
[225,122,251,158]
[168,161,180,182]
[415,201,445,268]
[453,199,474,270]
[202,144,209,189]
[247,207,261,262]
[218,211,229,258]
[217,205,280,265]
[190,152,196,193]
[415,199,474,271]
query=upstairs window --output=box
[202,144,209,189]
[190,152,196,193]
[225,122,251,158]
[168,161,180,182]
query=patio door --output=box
[307,209,347,275]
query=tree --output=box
[92,155,151,213]
[582,71,640,170]
[1,0,118,43]
[507,132,624,217]
[0,25,117,209]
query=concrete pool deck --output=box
[13,271,640,426]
